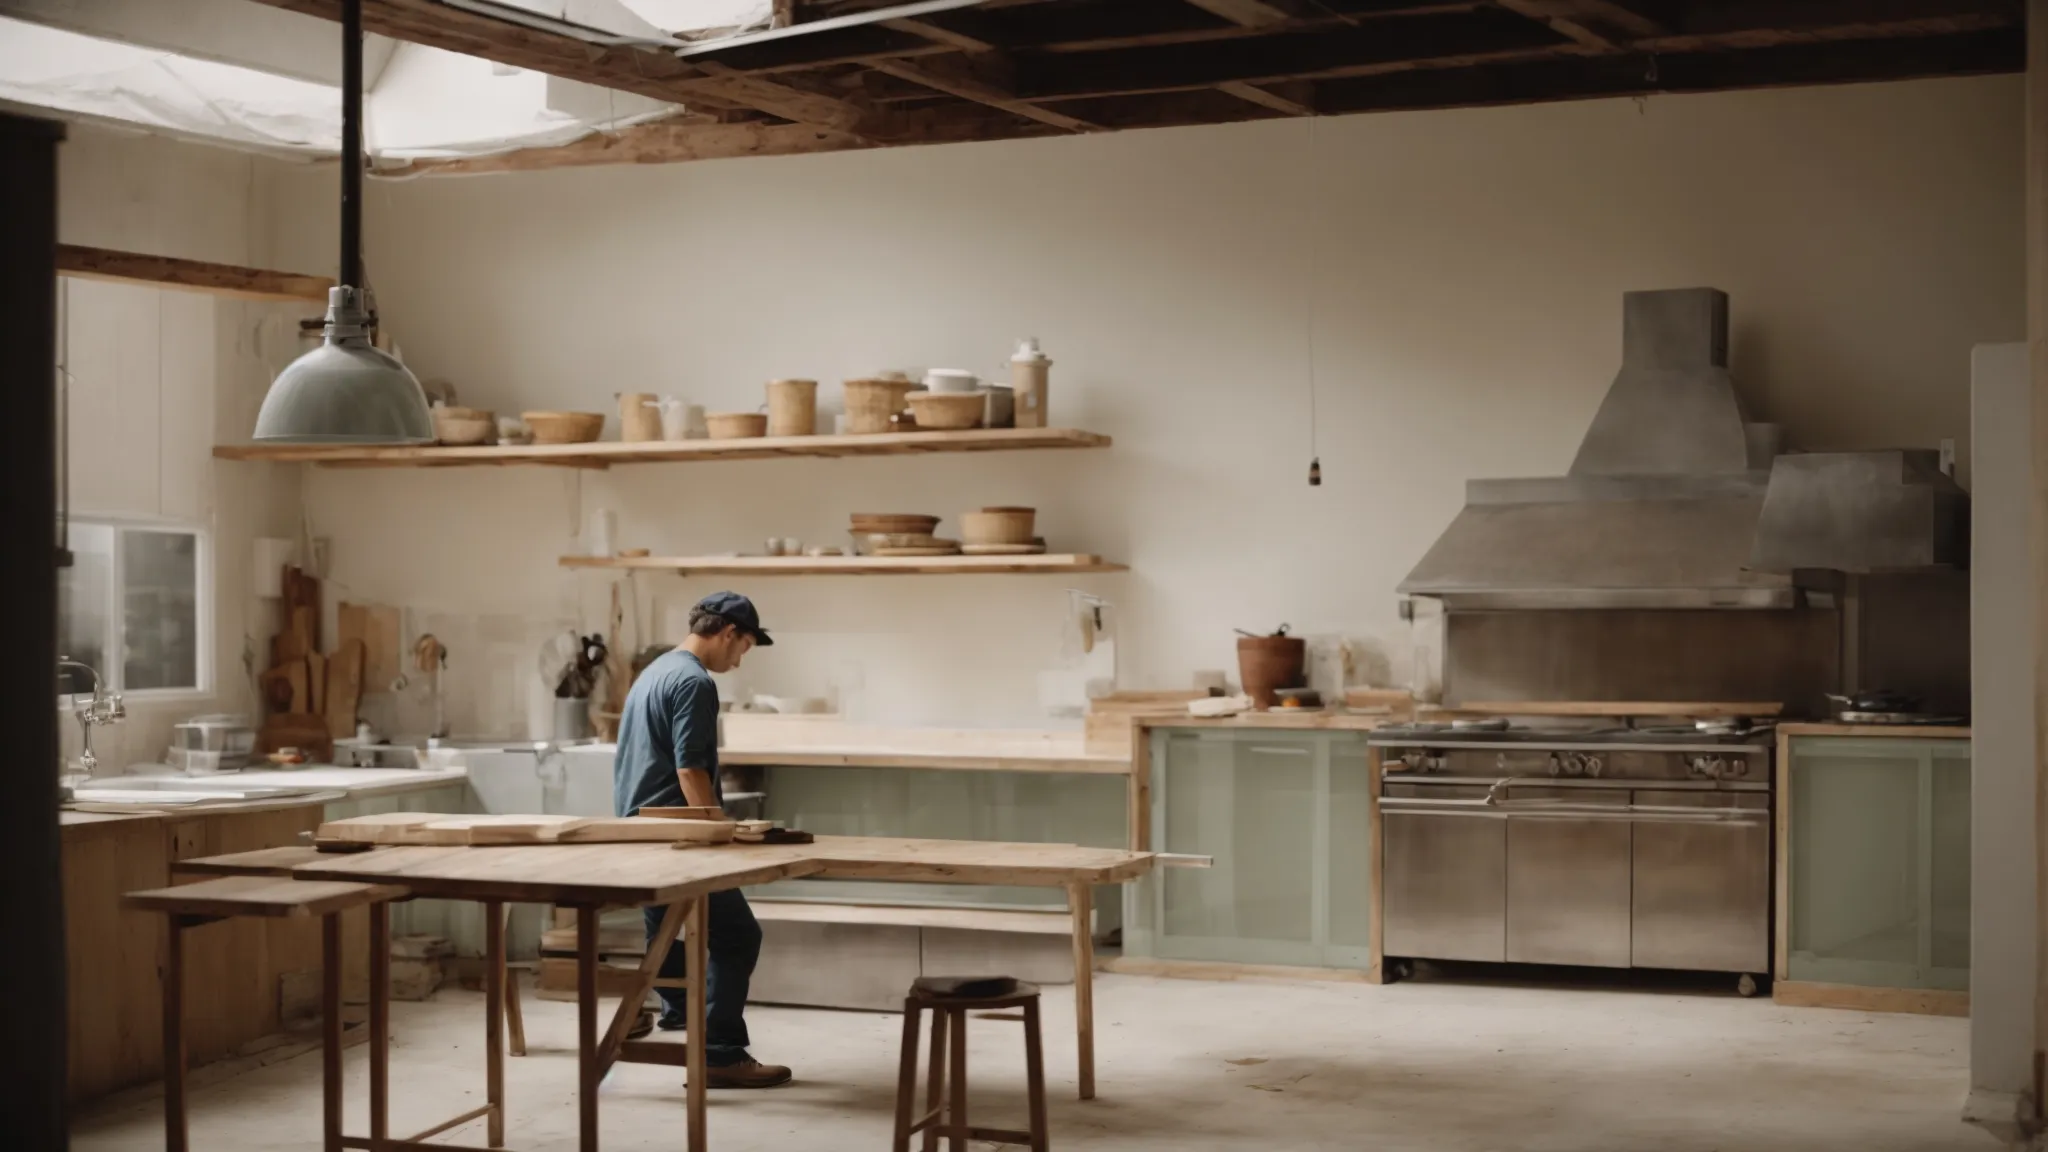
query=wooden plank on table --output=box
[56,244,334,303]
[797,836,1156,886]
[748,901,1076,935]
[1098,955,1376,983]
[1458,700,1786,717]
[555,817,737,844]
[175,846,330,877]
[123,875,406,919]
[290,843,823,906]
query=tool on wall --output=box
[413,632,448,739]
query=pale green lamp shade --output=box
[253,340,435,444]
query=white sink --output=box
[73,776,322,804]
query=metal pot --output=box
[1824,689,1922,716]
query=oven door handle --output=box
[1379,797,1766,824]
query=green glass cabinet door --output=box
[1786,736,1969,992]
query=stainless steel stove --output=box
[1369,719,1771,992]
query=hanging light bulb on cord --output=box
[252,0,433,445]
[1303,115,1322,487]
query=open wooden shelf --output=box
[560,553,1127,576]
[214,427,1111,469]
[58,244,334,303]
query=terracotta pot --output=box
[1237,634,1306,711]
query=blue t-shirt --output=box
[612,649,721,817]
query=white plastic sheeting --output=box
[0,0,778,161]
[0,17,340,152]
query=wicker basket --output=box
[906,390,985,431]
[843,378,915,434]
[706,412,768,439]
[766,378,817,437]
[960,508,1035,545]
[523,411,604,444]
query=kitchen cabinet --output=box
[1775,728,1970,1015]
[1124,728,1374,971]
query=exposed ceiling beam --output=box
[881,15,996,52]
[240,0,890,133]
[1311,25,2019,115]
[1216,79,1316,115]
[1017,8,1564,100]
[402,120,867,173]
[1178,0,1296,27]
[1493,0,1629,49]
[867,55,1098,131]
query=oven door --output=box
[1629,790,1771,974]
[1380,786,1505,963]
[1503,788,1633,968]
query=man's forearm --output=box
[677,767,719,809]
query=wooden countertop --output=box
[715,716,1130,774]
[720,746,1129,774]
[1133,710,1389,732]
[1778,723,1971,739]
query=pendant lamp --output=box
[253,0,433,444]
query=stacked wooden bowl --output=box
[959,507,1044,555]
[849,513,959,556]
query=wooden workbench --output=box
[179,834,1156,1152]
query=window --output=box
[58,521,209,697]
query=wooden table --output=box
[181,835,1155,1152]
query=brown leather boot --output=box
[703,1059,793,1089]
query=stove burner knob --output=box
[1687,756,1709,779]
[1546,753,1563,777]
[1561,753,1585,777]
[1727,759,1748,778]
[1583,755,1603,778]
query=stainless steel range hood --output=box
[1401,288,1796,610]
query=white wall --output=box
[263,76,2023,736]
[57,125,312,770]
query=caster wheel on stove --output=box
[1736,973,1759,998]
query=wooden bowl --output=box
[905,390,985,431]
[433,407,496,446]
[851,513,941,535]
[706,412,769,440]
[523,411,604,444]
[960,508,1036,546]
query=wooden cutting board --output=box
[640,806,729,821]
[306,652,327,719]
[338,602,402,693]
[327,639,365,739]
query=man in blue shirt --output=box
[613,591,790,1088]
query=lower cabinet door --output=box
[1382,788,1506,963]
[1631,791,1770,973]
[1505,811,1633,968]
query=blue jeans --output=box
[644,889,760,1067]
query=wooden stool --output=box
[892,977,1048,1152]
[124,875,407,1152]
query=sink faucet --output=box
[58,659,124,776]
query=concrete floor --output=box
[73,972,1995,1152]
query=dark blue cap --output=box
[695,591,773,646]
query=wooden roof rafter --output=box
[247,0,2023,175]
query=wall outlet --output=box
[1397,598,1415,622]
